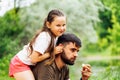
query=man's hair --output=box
[56,33,82,47]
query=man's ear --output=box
[58,43,64,47]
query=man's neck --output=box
[55,56,65,70]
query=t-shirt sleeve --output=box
[33,32,51,54]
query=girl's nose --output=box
[61,26,66,31]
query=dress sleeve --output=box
[33,32,51,54]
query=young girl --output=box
[9,9,66,80]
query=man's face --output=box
[61,42,80,65]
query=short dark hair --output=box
[56,33,82,47]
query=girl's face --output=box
[47,16,66,37]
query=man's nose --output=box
[74,52,78,57]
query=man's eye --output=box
[71,49,75,52]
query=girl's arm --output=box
[29,44,63,63]
[29,51,50,63]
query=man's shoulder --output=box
[32,59,54,73]
[34,59,55,69]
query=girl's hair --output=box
[29,9,65,65]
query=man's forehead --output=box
[65,42,80,49]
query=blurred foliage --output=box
[0,54,12,77]
[0,9,25,58]
[107,7,120,55]
[90,0,120,54]
[101,0,120,22]
[97,8,112,38]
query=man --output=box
[32,33,92,80]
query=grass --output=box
[0,52,120,80]
[0,54,14,80]
[69,54,120,80]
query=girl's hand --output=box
[54,44,63,54]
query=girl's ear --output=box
[46,22,50,28]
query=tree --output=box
[107,6,120,55]
[0,9,24,57]
[96,0,120,52]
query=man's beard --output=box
[61,50,75,65]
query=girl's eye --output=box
[56,24,61,27]
[56,24,66,27]
[63,24,66,26]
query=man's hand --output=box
[81,64,92,80]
